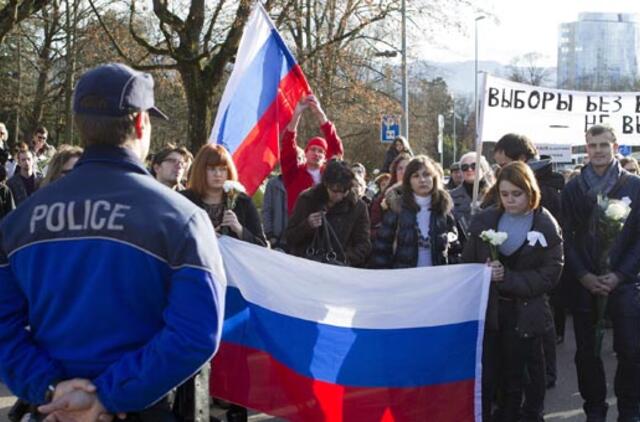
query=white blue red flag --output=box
[212,237,491,422]
[209,4,311,195]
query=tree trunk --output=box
[14,30,22,147]
[179,64,214,153]
[62,0,77,145]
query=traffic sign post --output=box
[619,145,632,156]
[380,114,401,143]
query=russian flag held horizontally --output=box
[211,237,491,422]
[209,4,311,195]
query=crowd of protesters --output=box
[0,74,639,422]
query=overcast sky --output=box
[414,0,640,66]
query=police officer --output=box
[0,63,225,421]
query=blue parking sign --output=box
[381,115,400,143]
[619,145,632,156]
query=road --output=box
[0,316,620,421]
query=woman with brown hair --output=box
[39,145,84,188]
[369,152,412,239]
[182,144,266,246]
[370,155,460,268]
[462,161,563,422]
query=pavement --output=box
[0,316,621,421]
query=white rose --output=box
[605,201,630,221]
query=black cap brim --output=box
[149,106,169,121]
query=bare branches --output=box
[151,0,184,33]
[129,0,172,56]
[0,0,50,44]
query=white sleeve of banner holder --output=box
[217,236,492,331]
[480,74,640,146]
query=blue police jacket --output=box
[0,145,225,412]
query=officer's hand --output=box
[220,210,243,237]
[307,212,323,229]
[39,389,116,421]
[52,379,96,401]
[580,273,610,295]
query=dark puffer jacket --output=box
[285,184,371,267]
[369,190,461,268]
[462,206,564,336]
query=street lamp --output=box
[471,15,486,215]
[401,0,408,141]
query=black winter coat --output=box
[462,207,564,336]
[285,184,371,267]
[369,198,461,268]
[181,189,267,247]
[530,159,564,223]
[561,167,640,310]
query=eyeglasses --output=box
[162,158,186,167]
[460,163,476,172]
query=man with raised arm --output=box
[280,95,344,215]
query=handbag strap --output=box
[321,213,346,263]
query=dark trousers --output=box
[573,283,640,421]
[541,323,557,384]
[482,302,546,422]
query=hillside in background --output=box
[411,60,557,96]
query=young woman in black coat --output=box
[462,161,563,422]
[182,144,266,422]
[370,155,461,268]
[182,144,267,247]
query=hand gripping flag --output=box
[209,4,311,195]
[212,237,492,421]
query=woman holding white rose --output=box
[462,161,563,422]
[182,144,267,247]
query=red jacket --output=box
[280,121,344,215]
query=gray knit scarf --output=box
[579,160,623,201]
[579,160,626,270]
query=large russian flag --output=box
[212,237,491,421]
[209,4,311,195]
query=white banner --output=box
[480,74,640,146]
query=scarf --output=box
[579,160,626,272]
[579,160,623,201]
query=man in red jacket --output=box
[280,95,344,214]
